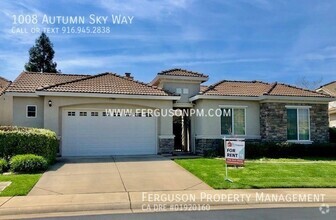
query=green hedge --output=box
[0,158,8,173]
[0,126,58,164]
[245,142,336,159]
[10,154,48,173]
[330,127,336,143]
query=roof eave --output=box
[35,91,180,100]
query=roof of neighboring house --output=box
[36,72,170,96]
[158,68,208,78]
[7,72,89,93]
[317,81,336,96]
[201,80,331,97]
[0,76,11,95]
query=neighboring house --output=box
[0,76,12,125]
[316,81,336,127]
[0,69,334,156]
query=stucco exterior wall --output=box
[12,96,44,128]
[0,94,13,125]
[193,99,261,139]
[329,113,336,128]
[162,82,200,103]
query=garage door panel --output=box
[62,110,156,156]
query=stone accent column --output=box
[158,136,174,154]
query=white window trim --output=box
[26,105,37,118]
[220,106,247,136]
[285,105,311,109]
[286,108,311,142]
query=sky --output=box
[0,0,335,87]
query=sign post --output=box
[223,137,245,182]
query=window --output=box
[102,112,107,116]
[27,105,37,118]
[80,112,87,116]
[91,112,98,116]
[176,88,182,94]
[221,108,246,135]
[287,108,310,141]
[67,111,75,116]
[183,88,189,94]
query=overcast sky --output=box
[0,0,335,87]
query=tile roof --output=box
[201,80,331,97]
[200,85,208,92]
[158,68,208,78]
[37,72,170,96]
[7,72,89,93]
[0,76,11,95]
[318,81,336,96]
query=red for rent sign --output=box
[225,141,245,166]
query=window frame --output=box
[286,106,311,142]
[219,105,247,136]
[26,105,37,118]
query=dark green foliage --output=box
[0,158,8,173]
[10,154,47,173]
[245,142,336,159]
[0,126,58,164]
[25,32,58,73]
[330,127,336,143]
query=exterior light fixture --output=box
[48,100,52,107]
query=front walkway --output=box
[28,156,211,195]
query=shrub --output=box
[330,127,336,143]
[10,154,48,173]
[0,158,8,173]
[245,142,336,159]
[0,126,58,164]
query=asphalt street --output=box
[30,207,335,220]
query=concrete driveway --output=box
[28,156,212,195]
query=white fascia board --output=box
[5,92,39,97]
[36,91,180,100]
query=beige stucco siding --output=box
[0,94,13,125]
[43,96,174,137]
[193,99,260,139]
[13,96,44,128]
[330,113,336,127]
[162,82,200,103]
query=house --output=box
[316,81,336,127]
[0,69,333,156]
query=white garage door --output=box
[62,109,157,156]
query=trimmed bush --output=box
[245,142,336,159]
[0,126,58,164]
[10,154,48,173]
[0,158,8,173]
[330,127,336,143]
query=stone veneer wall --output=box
[195,139,222,155]
[260,102,329,143]
[158,138,174,154]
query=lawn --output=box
[175,158,336,189]
[0,174,42,196]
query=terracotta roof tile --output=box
[200,85,208,92]
[158,68,208,78]
[7,72,89,93]
[202,80,331,97]
[318,81,336,96]
[0,76,11,95]
[38,72,170,96]
[202,80,271,97]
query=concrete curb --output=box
[0,189,335,217]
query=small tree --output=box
[25,32,58,73]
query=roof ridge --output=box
[36,73,108,91]
[264,82,277,95]
[318,80,336,89]
[275,82,332,97]
[0,76,10,82]
[23,71,91,77]
[158,68,209,77]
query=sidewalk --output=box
[0,188,335,219]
